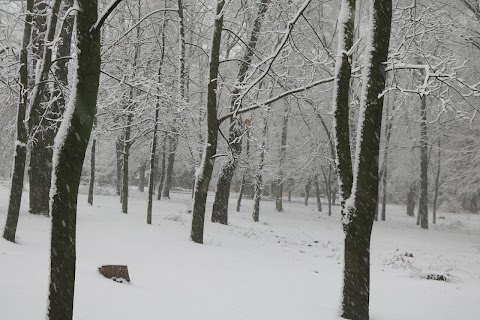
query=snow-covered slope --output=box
[1,185,479,319]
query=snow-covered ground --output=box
[1,183,479,320]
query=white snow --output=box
[1,184,480,319]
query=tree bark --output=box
[418,94,429,229]
[162,134,176,199]
[406,183,416,216]
[190,0,225,244]
[147,106,159,225]
[116,137,122,196]
[28,0,63,216]
[46,0,100,318]
[236,132,250,212]
[433,136,441,224]
[87,118,97,206]
[253,115,268,222]
[336,0,393,319]
[3,0,33,243]
[314,175,322,212]
[211,0,270,223]
[276,100,289,212]
[157,135,167,200]
[304,179,312,206]
[139,161,146,192]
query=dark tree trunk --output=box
[190,0,225,244]
[276,100,289,212]
[121,113,132,214]
[139,161,146,192]
[3,0,33,243]
[147,106,159,225]
[288,190,292,201]
[211,120,242,224]
[28,0,63,216]
[406,183,416,216]
[116,137,122,196]
[314,176,322,212]
[162,134,177,199]
[418,94,429,229]
[236,168,247,212]
[334,0,393,319]
[46,0,100,318]
[236,133,250,212]
[304,179,312,206]
[433,136,441,224]
[87,120,96,206]
[211,0,270,222]
[157,135,167,200]
[253,115,268,222]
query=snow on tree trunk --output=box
[190,0,225,244]
[211,0,270,223]
[418,94,429,229]
[28,0,63,216]
[334,0,393,318]
[332,0,356,206]
[3,0,34,243]
[253,115,268,222]
[116,137,122,196]
[46,0,101,317]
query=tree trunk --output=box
[433,136,441,224]
[253,115,268,222]
[162,134,176,199]
[157,135,167,200]
[190,0,225,244]
[406,183,416,216]
[211,0,270,223]
[314,176,322,212]
[276,99,289,212]
[236,168,247,212]
[334,0,393,318]
[28,0,63,216]
[304,179,311,206]
[139,161,146,192]
[87,119,97,206]
[418,94,429,229]
[116,137,122,196]
[380,98,394,221]
[121,113,132,214]
[147,106,159,225]
[3,0,33,243]
[46,0,100,318]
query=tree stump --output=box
[98,265,131,283]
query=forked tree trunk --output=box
[28,0,63,216]
[211,0,270,223]
[3,0,33,243]
[46,0,101,318]
[333,0,393,319]
[418,94,429,229]
[190,0,225,244]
